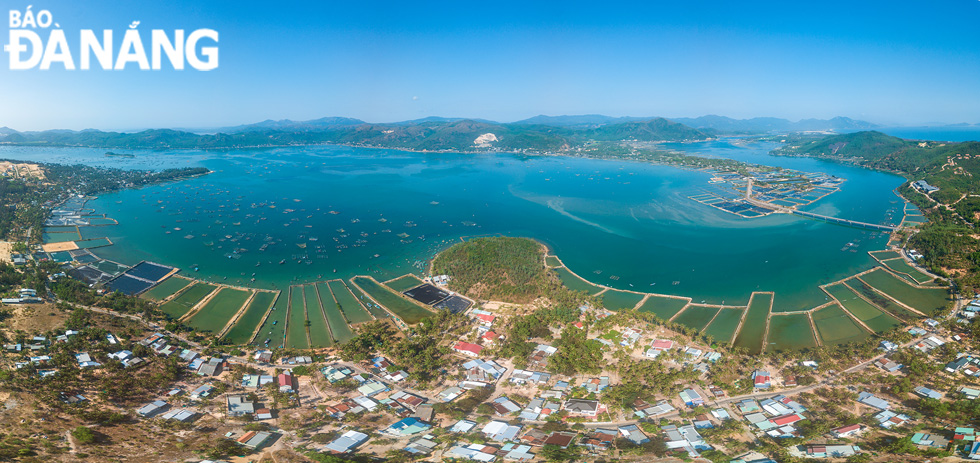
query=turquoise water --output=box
[0,140,904,311]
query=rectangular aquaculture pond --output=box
[733,293,772,354]
[320,284,355,344]
[859,269,949,316]
[186,288,251,333]
[636,295,690,321]
[824,284,902,333]
[812,304,870,345]
[702,308,744,345]
[325,281,374,324]
[285,286,310,349]
[385,274,425,293]
[223,291,277,345]
[879,258,932,284]
[346,281,390,319]
[352,277,432,325]
[766,314,816,351]
[554,267,602,294]
[599,290,645,311]
[672,305,720,331]
[159,282,216,319]
[304,285,333,348]
[141,276,194,301]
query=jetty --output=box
[745,179,898,232]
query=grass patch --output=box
[846,278,921,320]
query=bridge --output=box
[744,179,897,232]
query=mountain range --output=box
[0,114,880,151]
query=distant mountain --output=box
[0,116,710,151]
[671,115,877,133]
[389,116,498,126]
[590,118,709,142]
[513,114,652,127]
[221,116,366,133]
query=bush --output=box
[71,426,95,444]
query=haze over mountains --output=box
[0,114,948,151]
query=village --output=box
[1,272,978,463]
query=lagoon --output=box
[0,139,905,313]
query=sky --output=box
[2,0,980,131]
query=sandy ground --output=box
[0,241,11,263]
[0,161,45,180]
[42,241,79,252]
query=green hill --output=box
[777,130,980,291]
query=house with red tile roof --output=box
[453,341,484,357]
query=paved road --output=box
[69,292,966,434]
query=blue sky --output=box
[2,0,980,130]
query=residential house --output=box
[447,444,497,462]
[633,399,675,419]
[584,376,609,394]
[618,424,649,445]
[278,371,297,393]
[449,419,477,434]
[454,341,484,357]
[564,399,601,417]
[191,384,214,399]
[325,430,368,454]
[911,432,950,449]
[582,428,617,452]
[873,410,910,429]
[857,391,891,410]
[831,424,863,439]
[875,358,902,372]
[680,388,704,407]
[803,444,861,458]
[385,417,432,436]
[438,386,464,402]
[227,395,256,416]
[137,400,168,417]
[501,443,535,461]
[492,397,522,415]
[914,386,943,400]
[483,420,522,442]
[958,386,980,400]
